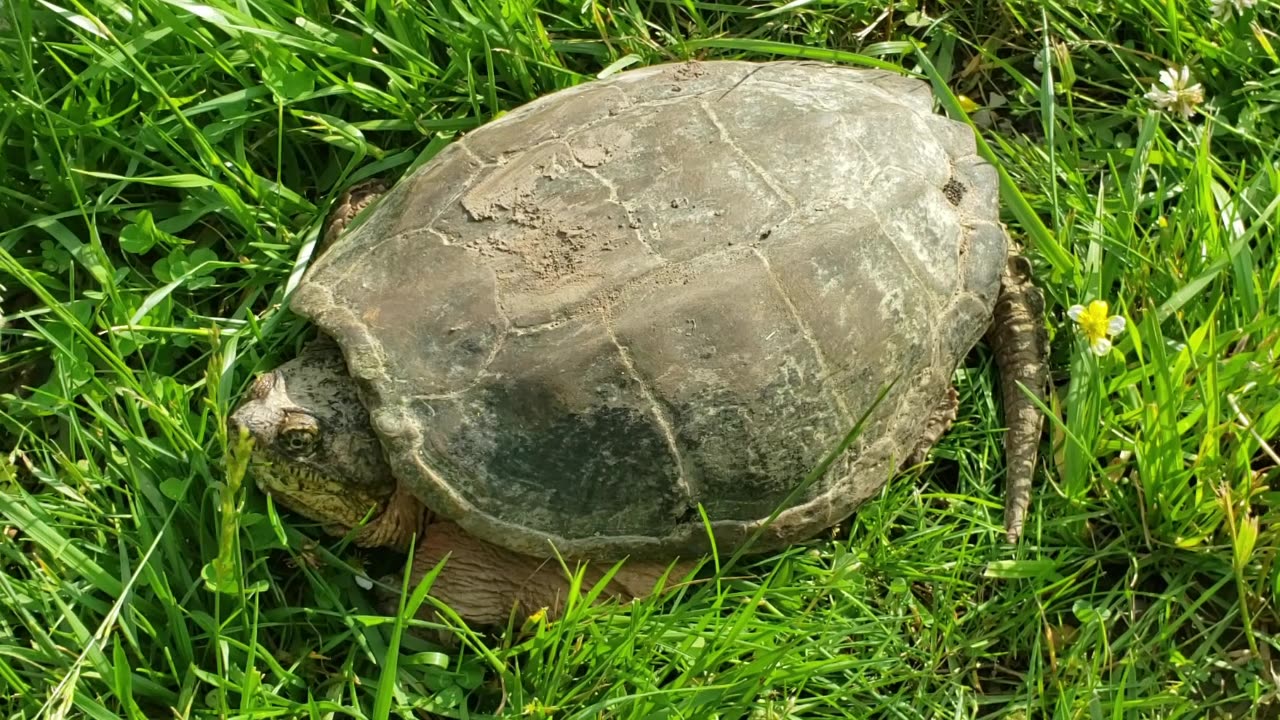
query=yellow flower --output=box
[1068,300,1126,356]
[522,699,556,718]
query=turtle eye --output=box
[281,426,318,455]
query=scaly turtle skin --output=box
[229,60,1047,624]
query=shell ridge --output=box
[579,163,667,263]
[749,246,854,426]
[698,100,797,218]
[828,112,936,277]
[600,306,699,513]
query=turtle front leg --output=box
[985,253,1049,543]
[321,179,388,253]
[397,520,692,627]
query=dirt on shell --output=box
[453,139,637,293]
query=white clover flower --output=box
[1212,0,1257,19]
[1144,65,1206,119]
[1068,300,1127,356]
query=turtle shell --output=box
[291,60,1009,560]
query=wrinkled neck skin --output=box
[228,339,428,551]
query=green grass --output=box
[2,0,1278,717]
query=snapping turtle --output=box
[229,60,1047,624]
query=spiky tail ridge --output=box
[985,254,1049,543]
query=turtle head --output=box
[229,340,403,544]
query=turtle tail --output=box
[985,253,1049,543]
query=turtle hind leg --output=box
[907,385,959,467]
[985,253,1049,543]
